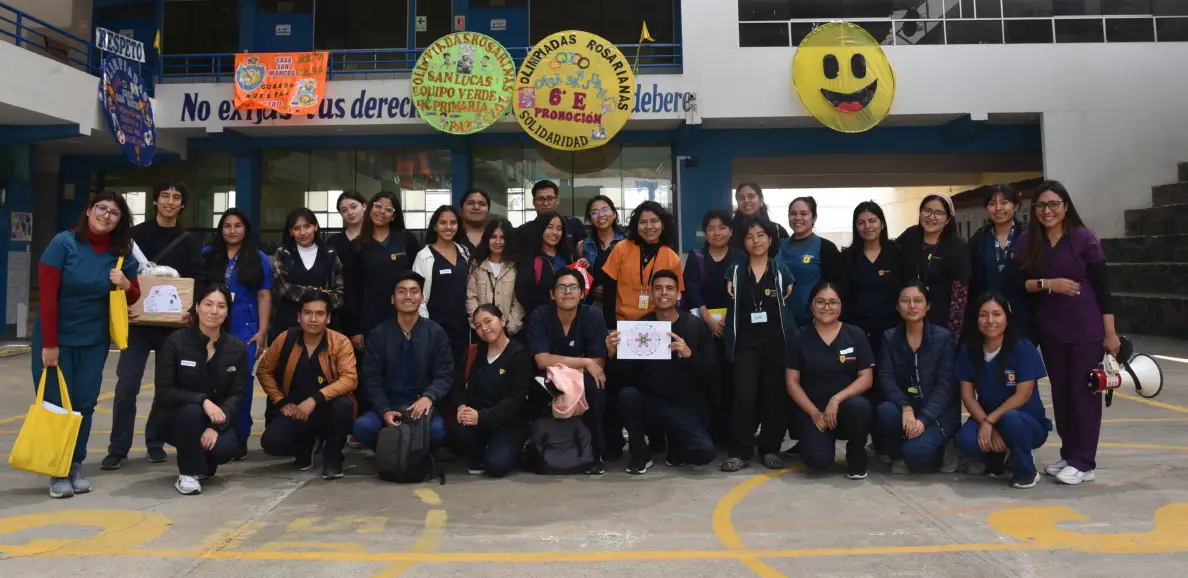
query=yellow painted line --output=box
[712,467,802,577]
[0,384,156,425]
[372,489,447,577]
[1101,417,1188,424]
[1099,443,1188,452]
[1114,393,1188,414]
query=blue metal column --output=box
[239,0,259,52]
[235,150,262,239]
[450,136,471,206]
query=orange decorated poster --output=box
[234,52,329,115]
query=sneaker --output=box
[719,457,749,472]
[626,458,654,475]
[847,471,869,480]
[363,449,376,460]
[879,452,893,465]
[665,456,686,467]
[1054,465,1095,485]
[175,475,202,495]
[761,453,784,469]
[231,445,248,462]
[49,476,74,499]
[346,435,363,450]
[1043,459,1068,476]
[467,467,486,475]
[891,460,910,475]
[100,454,128,471]
[293,453,314,471]
[147,448,168,464]
[68,463,92,494]
[940,440,959,474]
[585,459,606,475]
[1011,472,1040,489]
[322,463,345,480]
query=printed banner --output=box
[234,52,329,115]
[514,30,636,151]
[411,32,515,134]
[792,22,896,133]
[99,55,157,166]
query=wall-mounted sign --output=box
[454,15,466,31]
[411,33,515,134]
[792,22,896,133]
[490,19,506,31]
[234,52,329,115]
[416,16,428,32]
[514,30,636,151]
[275,24,291,36]
[99,55,156,166]
[94,26,144,63]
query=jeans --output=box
[875,401,948,472]
[798,396,872,474]
[162,403,240,477]
[619,387,715,465]
[730,341,788,459]
[956,410,1049,482]
[108,326,171,457]
[352,411,446,450]
[1040,340,1103,471]
[452,422,527,478]
[31,330,108,466]
[261,396,354,465]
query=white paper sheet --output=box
[617,321,672,360]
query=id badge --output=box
[750,311,768,324]
[637,294,650,310]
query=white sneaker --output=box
[175,475,202,495]
[1011,472,1041,489]
[467,468,486,475]
[891,460,910,475]
[1054,465,1095,485]
[1044,459,1068,476]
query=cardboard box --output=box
[130,276,194,327]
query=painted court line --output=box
[1114,393,1188,415]
[712,467,801,577]
[1153,355,1188,364]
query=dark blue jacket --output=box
[877,322,960,436]
[362,316,454,415]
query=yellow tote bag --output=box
[8,367,82,477]
[110,254,129,350]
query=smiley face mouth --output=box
[820,80,878,113]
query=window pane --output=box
[403,189,426,212]
[426,191,452,209]
[1005,19,1054,43]
[1104,0,1151,15]
[1155,0,1188,15]
[306,190,328,213]
[738,0,790,20]
[327,213,344,229]
[894,19,945,45]
[975,0,1002,18]
[741,22,790,46]
[1156,17,1188,40]
[1055,19,1106,42]
[946,20,1004,44]
[1107,17,1156,41]
[621,146,674,213]
[405,212,427,230]
[262,149,311,230]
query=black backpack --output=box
[531,416,594,475]
[375,416,444,484]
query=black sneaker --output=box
[321,462,344,480]
[146,448,167,464]
[231,445,248,462]
[585,459,606,475]
[100,454,128,471]
[626,457,654,475]
[665,457,686,467]
[294,453,314,471]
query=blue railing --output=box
[0,0,94,73]
[159,43,683,82]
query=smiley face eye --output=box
[851,54,867,79]
[823,54,839,79]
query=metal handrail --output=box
[0,0,93,72]
[159,43,684,82]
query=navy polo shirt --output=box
[954,339,1048,422]
[526,303,608,360]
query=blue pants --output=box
[230,325,257,446]
[957,410,1049,482]
[875,401,947,472]
[619,387,715,466]
[452,422,527,478]
[30,329,109,466]
[352,411,446,450]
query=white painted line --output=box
[1153,355,1188,364]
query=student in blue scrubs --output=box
[204,208,272,459]
[955,291,1053,489]
[33,191,140,498]
[777,197,844,327]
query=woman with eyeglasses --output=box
[875,281,959,474]
[776,196,845,327]
[33,191,140,498]
[346,191,421,351]
[270,208,345,342]
[514,211,578,317]
[578,195,625,305]
[204,208,272,460]
[897,195,971,340]
[730,183,788,256]
[328,190,367,336]
[467,219,525,339]
[969,184,1031,339]
[1018,181,1117,486]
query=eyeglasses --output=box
[919,208,948,219]
[372,204,396,215]
[898,296,926,306]
[590,207,613,217]
[93,205,122,220]
[535,195,560,205]
[554,284,581,294]
[1034,200,1064,213]
[812,299,842,310]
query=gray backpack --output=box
[375,416,443,484]
[531,416,594,475]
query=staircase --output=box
[1100,165,1188,338]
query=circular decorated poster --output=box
[514,30,636,151]
[411,32,516,134]
[100,55,157,166]
[792,22,896,133]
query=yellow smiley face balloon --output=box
[792,22,896,133]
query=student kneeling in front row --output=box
[606,269,717,474]
[153,283,249,495]
[256,290,358,480]
[353,271,453,449]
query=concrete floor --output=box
[1,337,1187,577]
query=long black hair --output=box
[516,211,576,263]
[584,194,625,240]
[74,190,135,256]
[469,218,515,275]
[919,194,958,241]
[966,290,1019,384]
[281,207,321,251]
[1021,180,1086,273]
[424,205,461,246]
[207,208,265,290]
[626,200,677,248]
[356,191,406,251]
[844,200,891,253]
[734,182,771,219]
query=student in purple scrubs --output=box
[1017,181,1119,486]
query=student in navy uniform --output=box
[345,191,421,352]
[105,181,204,471]
[270,208,345,343]
[327,190,367,337]
[968,185,1030,339]
[34,191,141,498]
[153,284,248,496]
[730,183,788,255]
[578,195,626,305]
[413,205,472,397]
[204,209,273,460]
[786,282,875,479]
[897,194,970,340]
[875,282,959,474]
[455,304,532,478]
[514,212,578,316]
[606,270,718,474]
[776,197,845,327]
[955,291,1052,489]
[525,268,609,474]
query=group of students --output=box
[28,176,1117,498]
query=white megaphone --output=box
[1118,337,1163,399]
